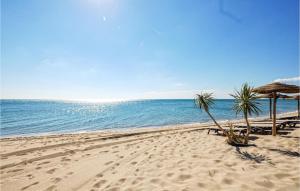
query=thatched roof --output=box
[253,82,300,94]
[257,93,292,99]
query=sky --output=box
[1,0,299,101]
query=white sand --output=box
[1,113,299,191]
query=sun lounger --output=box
[207,128,246,136]
[278,116,300,120]
[277,120,299,128]
[235,119,300,130]
[233,120,299,135]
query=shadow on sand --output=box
[266,148,300,158]
[235,147,274,165]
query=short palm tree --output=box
[195,93,227,135]
[230,83,261,144]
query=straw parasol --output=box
[253,82,300,136]
[293,95,300,118]
[257,93,293,119]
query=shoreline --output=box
[0,111,299,191]
[1,111,297,140]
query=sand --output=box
[1,114,300,191]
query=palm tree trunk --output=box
[206,109,227,135]
[244,112,250,144]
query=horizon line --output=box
[0,97,238,103]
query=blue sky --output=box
[1,0,299,101]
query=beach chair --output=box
[278,116,300,120]
[278,120,300,128]
[207,128,246,136]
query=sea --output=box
[0,99,298,137]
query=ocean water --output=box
[0,99,298,137]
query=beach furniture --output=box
[207,128,246,136]
[252,120,300,128]
[253,82,300,136]
[233,120,298,135]
[278,116,300,120]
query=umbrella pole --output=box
[269,98,272,119]
[272,92,277,136]
[298,99,300,118]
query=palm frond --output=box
[195,92,214,112]
[230,83,262,117]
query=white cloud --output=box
[274,77,300,85]
[102,16,106,22]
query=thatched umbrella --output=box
[253,82,300,136]
[293,95,300,118]
[257,93,292,119]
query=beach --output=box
[1,112,299,191]
[2,0,299,190]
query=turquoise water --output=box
[0,99,298,137]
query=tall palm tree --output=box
[230,83,261,144]
[195,93,227,135]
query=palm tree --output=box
[195,93,227,135]
[230,83,261,144]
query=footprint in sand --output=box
[38,161,50,166]
[106,187,119,191]
[46,168,57,174]
[208,170,215,177]
[131,179,139,185]
[105,161,113,165]
[274,173,290,179]
[222,178,233,185]
[96,173,103,177]
[166,173,174,177]
[177,174,192,181]
[52,177,62,183]
[8,168,23,173]
[26,174,34,179]
[150,178,160,184]
[16,153,26,156]
[93,179,106,188]
[21,182,39,190]
[131,161,137,165]
[119,178,126,183]
[255,180,274,188]
[61,157,71,162]
[45,185,56,191]
[197,182,206,188]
